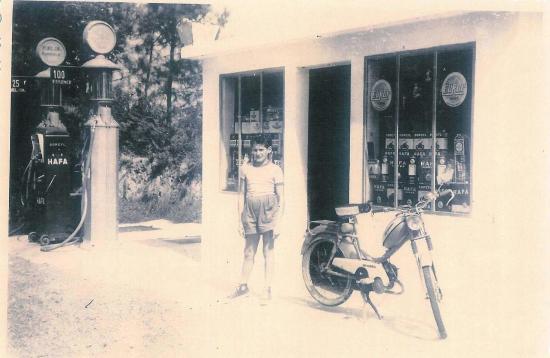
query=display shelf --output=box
[365,44,473,214]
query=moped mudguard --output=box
[301,221,338,255]
[301,224,359,259]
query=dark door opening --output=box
[307,65,351,221]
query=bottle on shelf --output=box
[454,134,467,183]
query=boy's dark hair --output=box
[251,134,272,148]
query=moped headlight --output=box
[406,215,423,231]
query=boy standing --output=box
[229,135,284,301]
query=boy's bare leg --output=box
[240,234,260,284]
[262,231,275,289]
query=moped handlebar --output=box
[335,188,456,217]
[369,188,455,214]
[417,189,455,210]
[422,189,454,203]
[428,189,454,201]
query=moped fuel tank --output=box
[382,216,409,249]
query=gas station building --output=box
[182,10,549,349]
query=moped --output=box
[301,189,455,339]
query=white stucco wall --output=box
[198,12,548,354]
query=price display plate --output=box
[50,66,80,85]
[11,76,34,93]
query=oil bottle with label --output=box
[454,134,467,183]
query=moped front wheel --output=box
[302,237,353,306]
[422,265,447,339]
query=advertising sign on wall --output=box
[370,79,392,111]
[441,72,467,107]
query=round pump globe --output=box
[36,37,67,67]
[83,21,116,54]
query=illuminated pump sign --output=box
[441,72,467,107]
[36,37,66,67]
[83,21,116,54]
[370,79,392,111]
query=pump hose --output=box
[41,124,96,252]
[20,159,32,207]
[9,224,26,236]
[7,159,35,236]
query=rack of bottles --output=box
[365,45,473,214]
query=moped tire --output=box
[302,236,353,306]
[422,265,447,339]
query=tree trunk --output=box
[165,41,175,125]
[144,38,155,98]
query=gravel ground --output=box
[6,220,549,357]
[8,255,187,357]
[7,222,202,358]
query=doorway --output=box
[307,65,351,221]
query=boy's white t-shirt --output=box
[240,162,283,197]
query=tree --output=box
[137,4,208,124]
[10,1,218,224]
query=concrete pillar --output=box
[349,55,365,203]
[84,105,119,243]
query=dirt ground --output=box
[8,255,187,357]
[7,221,202,358]
[6,219,549,357]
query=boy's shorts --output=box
[241,194,279,236]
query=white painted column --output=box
[84,105,119,243]
[274,64,310,294]
[199,64,224,273]
[349,55,365,203]
[282,65,310,238]
[200,64,244,283]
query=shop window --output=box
[220,70,284,191]
[365,44,473,214]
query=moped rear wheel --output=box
[302,237,353,306]
[422,265,447,339]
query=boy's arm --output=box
[274,182,284,235]
[238,178,246,212]
[237,177,246,236]
[275,183,284,213]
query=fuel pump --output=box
[17,21,120,250]
[41,21,120,249]
[24,38,77,246]
[81,21,120,245]
[28,112,74,245]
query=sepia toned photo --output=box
[1,1,549,357]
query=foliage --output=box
[10,1,224,225]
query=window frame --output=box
[219,67,285,193]
[363,42,475,215]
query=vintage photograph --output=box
[2,0,550,357]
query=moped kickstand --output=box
[361,289,382,320]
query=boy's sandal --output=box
[227,284,249,299]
